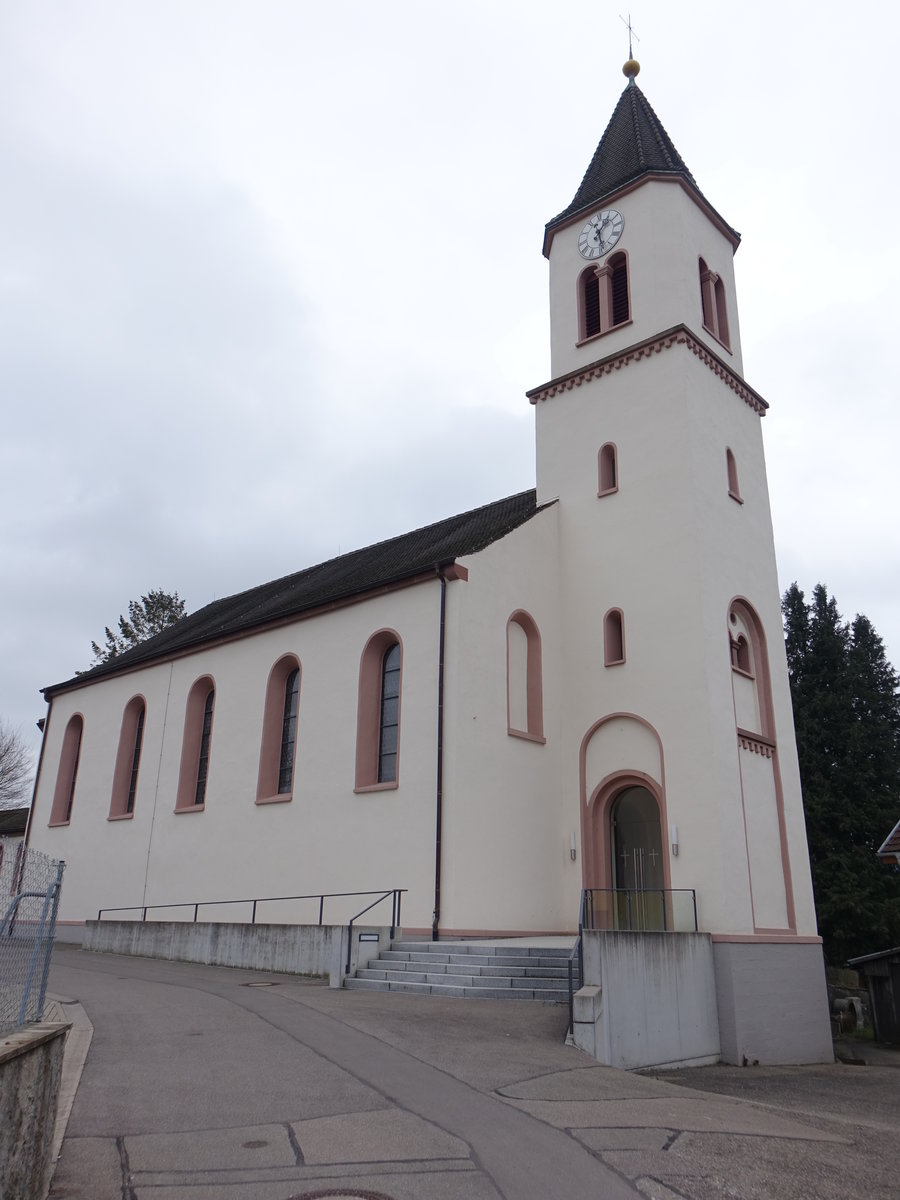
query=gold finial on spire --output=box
[620,12,640,80]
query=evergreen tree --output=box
[782,583,900,963]
[87,590,187,670]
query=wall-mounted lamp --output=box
[570,832,577,862]
[670,824,679,857]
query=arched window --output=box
[50,715,83,825]
[604,608,625,666]
[356,631,402,790]
[726,448,742,503]
[598,443,618,496]
[257,656,301,803]
[579,252,630,342]
[699,257,731,350]
[507,610,544,741]
[728,603,774,738]
[176,677,215,811]
[109,697,146,819]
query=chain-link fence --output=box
[0,839,65,1033]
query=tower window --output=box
[578,252,631,343]
[604,608,625,666]
[699,258,731,350]
[598,443,618,496]
[726,448,743,504]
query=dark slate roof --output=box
[47,489,547,694]
[0,806,29,837]
[545,80,738,247]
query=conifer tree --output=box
[782,583,900,962]
[87,590,187,670]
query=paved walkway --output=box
[48,945,900,1200]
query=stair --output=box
[344,939,573,1002]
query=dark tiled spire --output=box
[545,79,736,245]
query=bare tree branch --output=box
[0,720,34,809]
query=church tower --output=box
[529,61,832,1063]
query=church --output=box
[27,60,832,1063]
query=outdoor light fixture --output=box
[670,824,679,857]
[570,832,577,861]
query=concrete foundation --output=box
[712,940,833,1065]
[0,1022,70,1200]
[576,931,720,1070]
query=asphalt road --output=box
[47,945,900,1200]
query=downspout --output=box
[432,570,447,941]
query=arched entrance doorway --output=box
[610,786,664,890]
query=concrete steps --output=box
[344,939,573,1002]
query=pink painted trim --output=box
[174,803,205,814]
[107,813,134,822]
[256,654,301,803]
[354,781,400,794]
[577,319,634,348]
[255,794,293,805]
[442,563,469,582]
[109,695,146,818]
[728,598,797,933]
[527,324,767,416]
[542,173,741,257]
[726,448,743,503]
[603,608,625,666]
[355,629,403,789]
[506,609,544,740]
[50,713,83,826]
[508,729,547,744]
[578,713,669,895]
[175,675,215,812]
[47,819,71,828]
[711,933,822,944]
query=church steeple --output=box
[542,77,739,259]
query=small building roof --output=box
[46,489,548,695]
[0,806,29,838]
[543,79,739,254]
[877,817,900,864]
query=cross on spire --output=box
[620,12,640,60]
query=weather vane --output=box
[620,13,640,60]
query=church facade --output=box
[28,67,832,1061]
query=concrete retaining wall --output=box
[0,1022,70,1200]
[713,941,833,1064]
[82,920,393,986]
[575,931,720,1069]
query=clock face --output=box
[578,209,625,259]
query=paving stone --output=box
[293,1107,471,1166]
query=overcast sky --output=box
[2,1,898,772]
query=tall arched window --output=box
[50,715,83,825]
[109,697,146,819]
[726,447,742,503]
[356,630,403,791]
[598,443,618,496]
[604,608,625,667]
[579,252,630,342]
[176,676,215,811]
[699,258,730,350]
[507,610,544,741]
[257,656,301,803]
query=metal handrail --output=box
[97,888,407,928]
[345,889,404,973]
[579,886,698,933]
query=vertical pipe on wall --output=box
[432,572,447,941]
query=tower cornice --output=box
[526,324,768,416]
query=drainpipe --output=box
[432,570,447,941]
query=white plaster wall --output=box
[30,582,445,931]
[438,503,572,933]
[547,181,742,380]
[534,342,817,938]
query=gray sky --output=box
[2,1,898,771]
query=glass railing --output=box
[581,888,698,933]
